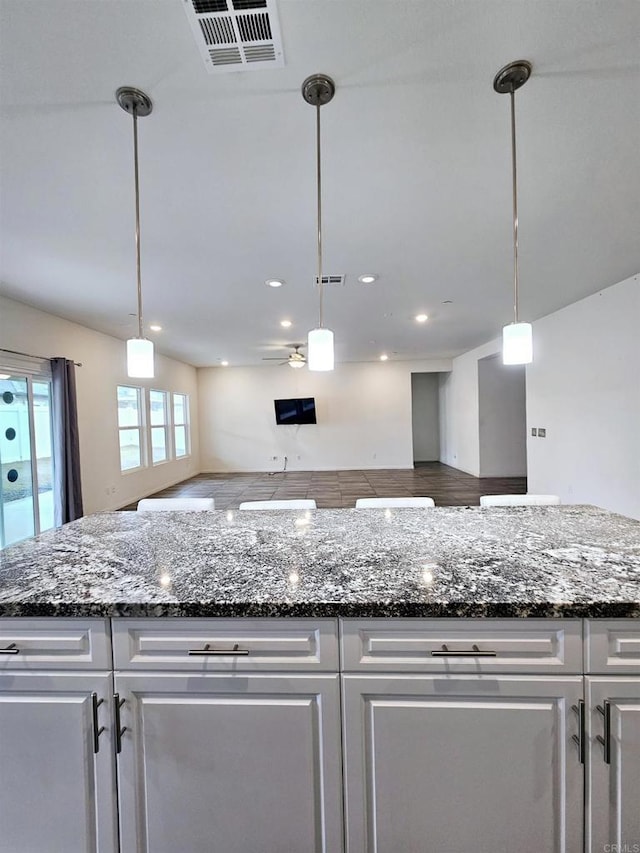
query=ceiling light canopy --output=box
[303,73,336,372]
[117,86,155,379]
[494,60,533,366]
[266,278,284,288]
[358,274,378,284]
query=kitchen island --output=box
[1,505,639,853]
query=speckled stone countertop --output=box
[1,505,639,618]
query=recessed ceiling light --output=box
[415,314,428,323]
[221,360,229,367]
[380,354,389,361]
[280,319,292,328]
[266,279,284,288]
[149,324,162,332]
[358,274,378,284]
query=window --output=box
[1,365,54,548]
[149,390,169,464]
[173,393,189,458]
[117,386,145,471]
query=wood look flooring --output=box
[122,463,527,510]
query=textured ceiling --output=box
[1,0,638,366]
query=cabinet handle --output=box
[596,701,611,765]
[187,643,250,656]
[114,694,127,754]
[430,644,497,657]
[91,693,105,754]
[0,643,19,655]
[571,701,585,764]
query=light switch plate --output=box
[531,428,537,436]
[538,428,546,438]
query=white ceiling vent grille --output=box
[184,0,284,74]
[315,275,346,287]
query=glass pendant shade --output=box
[307,327,334,371]
[502,322,532,365]
[289,360,305,369]
[127,337,155,378]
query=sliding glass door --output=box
[0,372,54,548]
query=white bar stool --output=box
[239,499,317,510]
[137,498,215,511]
[355,497,435,508]
[479,494,561,507]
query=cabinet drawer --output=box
[0,618,111,670]
[341,618,583,673]
[112,618,339,671]
[585,619,640,673]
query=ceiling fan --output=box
[262,345,307,369]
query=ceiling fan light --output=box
[288,359,305,369]
[502,322,532,365]
[127,337,155,378]
[307,327,334,371]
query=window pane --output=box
[150,390,167,426]
[32,381,54,533]
[173,394,186,425]
[117,386,141,427]
[0,376,35,547]
[174,425,187,458]
[151,427,167,464]
[119,429,141,470]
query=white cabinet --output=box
[343,673,585,853]
[115,671,344,853]
[0,671,117,853]
[587,679,640,851]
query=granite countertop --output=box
[0,505,639,618]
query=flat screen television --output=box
[274,397,317,425]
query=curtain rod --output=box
[0,347,82,368]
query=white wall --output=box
[198,359,451,472]
[0,296,200,513]
[439,338,501,476]
[411,372,440,462]
[478,355,527,477]
[526,273,640,519]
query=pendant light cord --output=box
[132,105,144,340]
[316,103,324,329]
[510,87,519,325]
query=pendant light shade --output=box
[117,86,155,379]
[494,61,533,366]
[502,322,532,365]
[307,328,334,371]
[302,74,336,372]
[126,337,155,378]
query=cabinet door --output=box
[342,674,584,853]
[587,677,640,852]
[115,672,343,853]
[0,671,117,853]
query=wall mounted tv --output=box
[274,397,317,425]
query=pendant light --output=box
[493,61,533,365]
[302,74,335,372]
[117,86,155,378]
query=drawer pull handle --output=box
[0,643,19,655]
[188,643,250,656]
[431,644,497,657]
[596,701,611,765]
[92,693,105,754]
[571,701,586,764]
[114,694,127,754]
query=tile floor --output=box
[121,462,527,510]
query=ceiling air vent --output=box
[315,275,346,287]
[184,0,284,74]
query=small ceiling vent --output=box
[184,0,284,74]
[315,274,346,286]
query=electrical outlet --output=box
[531,428,537,436]
[538,428,546,438]
[270,455,278,461]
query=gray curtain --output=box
[51,357,83,525]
